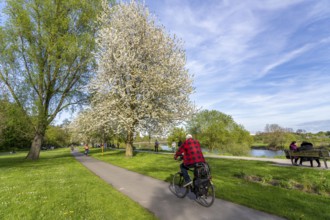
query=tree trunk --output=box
[125,130,134,157]
[26,132,44,160]
[26,121,47,160]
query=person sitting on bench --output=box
[299,141,321,167]
[289,141,299,165]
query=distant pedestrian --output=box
[171,141,176,152]
[154,140,159,152]
[84,144,89,156]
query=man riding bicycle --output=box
[174,134,205,187]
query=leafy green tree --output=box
[0,0,111,159]
[167,127,186,147]
[283,132,297,148]
[187,110,252,155]
[263,124,287,149]
[0,99,34,151]
[44,125,70,148]
[255,125,330,149]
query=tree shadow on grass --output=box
[0,149,77,169]
[91,148,149,157]
[0,155,27,168]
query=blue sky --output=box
[143,0,330,133]
[1,0,329,133]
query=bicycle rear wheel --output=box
[196,181,215,207]
[171,172,189,198]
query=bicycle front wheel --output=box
[171,172,189,198]
[196,181,215,207]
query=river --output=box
[160,144,284,158]
[249,149,284,157]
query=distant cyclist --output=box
[84,144,89,156]
[174,134,205,187]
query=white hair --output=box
[186,134,192,140]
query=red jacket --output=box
[174,138,205,166]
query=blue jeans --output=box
[180,163,195,182]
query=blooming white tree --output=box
[69,108,116,145]
[89,1,195,157]
[69,109,99,144]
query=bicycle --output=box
[170,161,215,207]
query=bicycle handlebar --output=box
[175,155,183,161]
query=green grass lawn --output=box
[0,149,156,220]
[89,148,330,220]
[2,147,329,220]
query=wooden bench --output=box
[284,149,330,169]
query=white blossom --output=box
[88,1,195,155]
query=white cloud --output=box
[260,44,313,77]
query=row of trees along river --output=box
[1,99,330,156]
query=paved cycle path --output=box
[72,151,285,220]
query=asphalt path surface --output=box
[206,154,329,168]
[72,151,289,220]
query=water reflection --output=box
[161,144,172,151]
[250,149,284,157]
